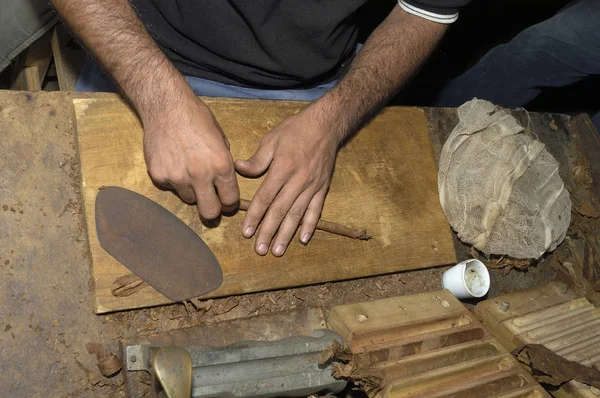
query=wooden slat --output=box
[558,381,600,398]
[508,298,593,330]
[10,30,53,91]
[75,97,456,313]
[11,66,42,91]
[493,387,548,398]
[51,25,83,91]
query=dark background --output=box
[2,0,598,117]
[358,0,600,115]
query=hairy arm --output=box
[317,5,448,143]
[51,0,239,218]
[237,6,448,257]
[51,0,189,122]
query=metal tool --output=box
[153,347,192,398]
[95,186,223,302]
[125,329,346,398]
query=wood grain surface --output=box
[74,97,456,313]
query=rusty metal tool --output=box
[95,186,223,302]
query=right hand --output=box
[142,95,240,219]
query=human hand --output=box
[235,106,341,257]
[142,94,239,219]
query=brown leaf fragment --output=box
[319,347,335,366]
[513,344,600,388]
[323,341,385,397]
[112,273,147,297]
[575,201,600,218]
[333,362,354,378]
[75,359,106,387]
[572,165,593,187]
[319,340,348,366]
[189,298,214,312]
[86,343,104,356]
[97,353,122,378]
[214,297,240,315]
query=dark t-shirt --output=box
[130,0,469,89]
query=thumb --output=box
[235,138,275,177]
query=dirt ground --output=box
[1,91,597,397]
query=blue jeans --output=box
[76,58,337,101]
[434,0,600,131]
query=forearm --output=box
[314,6,448,143]
[51,0,195,123]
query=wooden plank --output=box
[75,97,456,313]
[24,30,53,86]
[327,291,550,398]
[10,30,53,91]
[11,66,42,91]
[494,387,553,398]
[327,290,468,352]
[51,24,83,91]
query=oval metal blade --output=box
[95,186,223,302]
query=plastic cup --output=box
[442,259,490,299]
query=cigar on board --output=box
[238,198,371,241]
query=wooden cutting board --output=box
[74,97,456,313]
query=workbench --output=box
[1,90,598,396]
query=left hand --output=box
[235,106,341,257]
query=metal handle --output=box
[152,347,192,398]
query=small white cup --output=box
[442,259,490,299]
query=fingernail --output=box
[273,244,285,257]
[243,226,255,238]
[301,233,311,244]
[257,243,268,255]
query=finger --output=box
[147,171,172,190]
[271,190,313,257]
[253,180,304,256]
[193,183,222,220]
[173,184,197,204]
[241,169,288,239]
[214,171,240,212]
[235,136,275,177]
[299,188,327,244]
